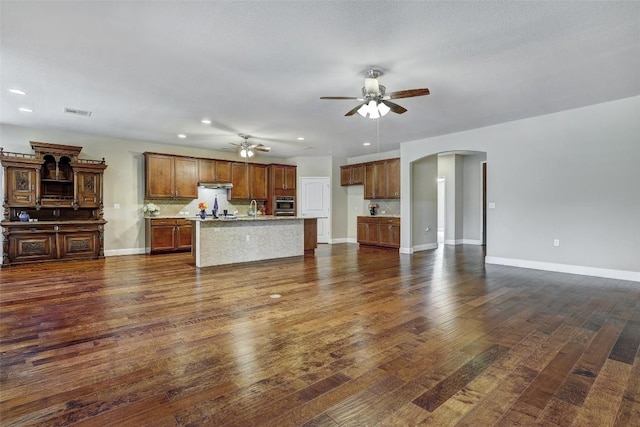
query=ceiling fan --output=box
[229,134,271,158]
[320,69,430,118]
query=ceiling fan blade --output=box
[381,100,407,114]
[345,103,365,116]
[320,96,359,100]
[254,146,271,152]
[388,88,430,99]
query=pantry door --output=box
[299,177,330,244]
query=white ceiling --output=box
[2,1,639,159]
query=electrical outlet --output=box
[113,203,120,209]
[381,210,386,214]
[553,239,560,247]
[246,235,250,242]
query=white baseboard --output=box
[104,247,147,257]
[413,243,439,252]
[462,239,483,245]
[400,247,413,254]
[331,238,353,244]
[444,239,464,245]
[485,256,640,283]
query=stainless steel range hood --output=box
[198,182,233,189]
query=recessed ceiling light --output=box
[297,137,304,141]
[9,89,27,95]
[178,134,187,139]
[18,107,33,113]
[201,119,211,124]
[363,142,371,146]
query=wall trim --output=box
[331,238,353,244]
[462,239,483,245]
[400,246,414,254]
[485,256,640,283]
[444,239,464,245]
[413,243,438,252]
[105,247,146,257]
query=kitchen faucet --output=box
[249,199,257,218]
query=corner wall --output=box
[401,96,640,281]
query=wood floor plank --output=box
[1,244,638,426]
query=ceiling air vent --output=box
[64,107,92,117]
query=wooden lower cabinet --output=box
[304,218,317,251]
[357,216,400,249]
[378,217,401,248]
[146,218,192,253]
[1,221,105,266]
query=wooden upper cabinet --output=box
[340,164,364,186]
[364,163,376,199]
[230,162,268,200]
[174,157,198,198]
[215,161,232,182]
[386,158,400,199]
[231,162,250,199]
[198,159,232,183]
[363,158,400,200]
[6,167,37,206]
[145,153,197,199]
[250,164,269,200]
[272,164,296,196]
[145,154,175,198]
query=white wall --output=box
[462,153,487,243]
[411,155,438,250]
[0,124,291,256]
[401,96,640,281]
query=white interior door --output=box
[299,177,330,243]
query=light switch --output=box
[113,203,120,209]
[488,202,496,209]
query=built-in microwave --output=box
[274,196,295,216]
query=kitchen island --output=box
[189,216,316,267]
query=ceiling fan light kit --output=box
[321,68,430,119]
[357,100,390,119]
[240,148,254,158]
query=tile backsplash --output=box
[144,188,264,217]
[363,199,400,216]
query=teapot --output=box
[18,211,30,222]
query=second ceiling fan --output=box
[320,69,430,118]
[229,134,271,158]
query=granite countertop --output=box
[188,215,308,222]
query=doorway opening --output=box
[437,177,445,244]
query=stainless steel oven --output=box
[274,196,295,216]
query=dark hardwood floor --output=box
[1,244,639,426]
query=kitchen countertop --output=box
[187,215,309,222]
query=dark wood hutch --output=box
[0,142,107,266]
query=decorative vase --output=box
[199,210,207,219]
